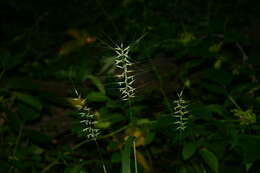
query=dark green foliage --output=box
[0,0,260,173]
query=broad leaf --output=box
[199,148,219,173]
[183,142,197,160]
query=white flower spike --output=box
[79,100,100,139]
[173,90,189,131]
[114,43,135,101]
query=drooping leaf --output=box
[18,104,40,122]
[97,113,125,129]
[199,148,219,173]
[182,142,197,160]
[99,56,116,75]
[86,75,106,94]
[87,92,109,102]
[13,92,42,110]
[207,104,227,117]
[144,132,155,145]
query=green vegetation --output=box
[0,0,260,172]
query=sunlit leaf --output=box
[66,97,86,109]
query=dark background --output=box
[1,0,260,173]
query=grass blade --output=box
[122,136,136,173]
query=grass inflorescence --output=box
[172,90,189,132]
[73,89,100,139]
[114,43,135,101]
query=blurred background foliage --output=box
[0,0,260,172]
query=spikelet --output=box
[172,90,189,131]
[114,43,135,101]
[79,105,100,139]
[74,89,100,139]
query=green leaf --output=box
[199,148,219,173]
[190,104,212,118]
[236,135,260,163]
[18,104,40,122]
[7,78,39,90]
[7,111,21,129]
[203,69,233,86]
[99,56,116,75]
[97,113,125,129]
[127,106,146,116]
[28,145,44,155]
[191,161,205,173]
[182,142,197,160]
[200,82,226,94]
[111,152,121,163]
[0,161,9,173]
[25,129,52,145]
[87,92,109,102]
[64,165,84,173]
[145,132,155,145]
[182,59,205,76]
[179,166,187,173]
[0,51,23,70]
[13,92,42,110]
[86,75,106,94]
[207,104,226,117]
[122,136,135,173]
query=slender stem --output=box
[227,94,241,110]
[128,99,133,122]
[133,141,138,173]
[42,160,59,173]
[94,139,107,173]
[223,86,242,110]
[42,125,129,173]
[13,124,23,156]
[72,125,129,151]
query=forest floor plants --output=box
[112,42,139,173]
